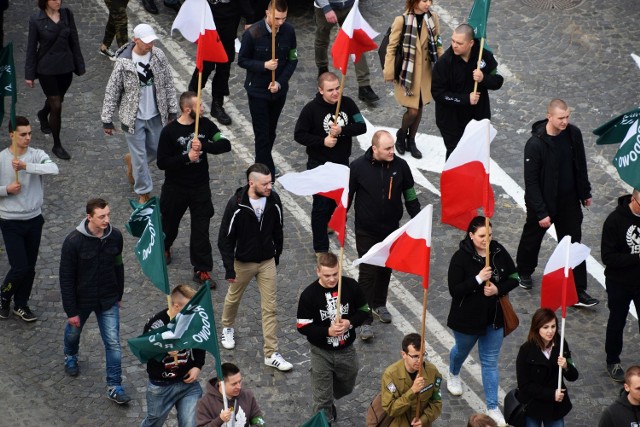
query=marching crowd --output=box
[0,0,639,426]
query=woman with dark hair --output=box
[25,0,85,160]
[446,216,519,425]
[516,308,579,427]
[383,0,443,159]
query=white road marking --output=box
[632,53,640,70]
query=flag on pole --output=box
[0,42,17,129]
[467,0,491,39]
[330,0,378,75]
[441,119,496,230]
[353,205,433,288]
[171,0,228,71]
[128,283,224,379]
[540,235,591,317]
[300,411,330,427]
[125,197,170,295]
[277,162,350,247]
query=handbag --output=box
[499,294,519,337]
[503,388,527,427]
[377,16,405,81]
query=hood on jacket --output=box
[363,146,395,166]
[531,119,548,138]
[459,237,499,259]
[75,219,113,240]
[615,194,636,218]
[204,378,224,402]
[313,92,338,108]
[115,41,135,59]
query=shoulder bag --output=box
[499,294,519,337]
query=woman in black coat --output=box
[516,308,579,426]
[25,0,85,160]
[446,216,519,425]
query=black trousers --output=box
[248,95,286,178]
[160,184,214,272]
[605,280,640,364]
[356,229,392,325]
[308,159,338,253]
[516,196,587,292]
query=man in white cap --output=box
[101,23,178,204]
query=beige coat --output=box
[383,12,443,109]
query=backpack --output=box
[366,392,393,427]
[377,17,405,81]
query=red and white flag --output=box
[172,0,228,71]
[331,0,378,75]
[353,205,433,288]
[277,162,349,247]
[541,235,590,317]
[441,119,496,230]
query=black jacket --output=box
[348,148,420,237]
[598,392,640,427]
[25,8,85,80]
[447,239,518,335]
[294,93,366,166]
[523,120,592,219]
[516,337,579,422]
[238,19,297,100]
[218,186,283,279]
[59,220,124,318]
[432,41,502,138]
[601,194,640,284]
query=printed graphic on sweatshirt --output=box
[625,225,640,254]
[160,349,194,379]
[320,290,350,347]
[322,111,348,135]
[176,132,205,164]
[136,61,155,88]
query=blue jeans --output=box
[525,416,564,427]
[63,304,122,387]
[141,381,202,427]
[449,325,504,409]
[124,114,163,195]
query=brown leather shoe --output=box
[124,153,134,185]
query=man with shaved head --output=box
[431,23,503,159]
[516,99,598,308]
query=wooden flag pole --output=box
[472,37,485,94]
[271,0,276,85]
[334,73,346,126]
[336,245,345,322]
[415,286,429,420]
[194,72,203,138]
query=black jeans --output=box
[605,280,640,364]
[0,215,44,308]
[248,95,286,178]
[516,196,587,292]
[355,229,392,325]
[160,184,214,272]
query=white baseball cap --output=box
[133,24,159,43]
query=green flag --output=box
[467,0,491,39]
[128,283,224,378]
[593,107,640,145]
[611,117,640,189]
[0,42,17,129]
[125,196,170,294]
[300,411,330,427]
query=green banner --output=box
[612,117,640,189]
[125,196,170,294]
[593,108,640,145]
[128,283,223,379]
[0,43,17,129]
[300,411,330,427]
[467,0,491,39]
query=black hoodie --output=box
[601,194,640,284]
[598,391,640,427]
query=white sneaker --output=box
[486,408,507,426]
[264,352,293,371]
[221,327,235,349]
[447,372,463,396]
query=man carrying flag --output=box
[294,71,366,255]
[157,91,231,289]
[140,284,205,427]
[59,198,131,404]
[349,130,421,339]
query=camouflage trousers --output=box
[102,0,129,49]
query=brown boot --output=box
[124,153,134,185]
[138,193,151,204]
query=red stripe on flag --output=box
[318,189,347,247]
[441,161,494,230]
[541,268,578,314]
[385,231,431,289]
[196,29,228,72]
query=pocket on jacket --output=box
[254,46,270,61]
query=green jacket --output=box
[381,359,442,427]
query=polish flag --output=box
[277,162,349,247]
[331,0,378,75]
[172,0,228,72]
[541,235,590,317]
[353,205,433,289]
[441,119,496,230]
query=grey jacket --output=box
[101,42,178,134]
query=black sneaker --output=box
[142,0,158,14]
[37,109,51,134]
[163,0,181,12]
[574,291,599,308]
[358,85,380,103]
[606,363,625,383]
[0,298,9,319]
[212,101,232,126]
[318,66,329,77]
[518,275,533,290]
[13,306,37,322]
[165,249,172,266]
[64,354,79,377]
[107,386,131,404]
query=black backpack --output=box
[377,17,405,81]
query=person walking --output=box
[99,0,129,60]
[383,0,443,159]
[25,0,85,160]
[446,216,519,426]
[516,308,579,427]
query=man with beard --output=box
[157,91,231,290]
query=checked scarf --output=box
[399,11,440,96]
